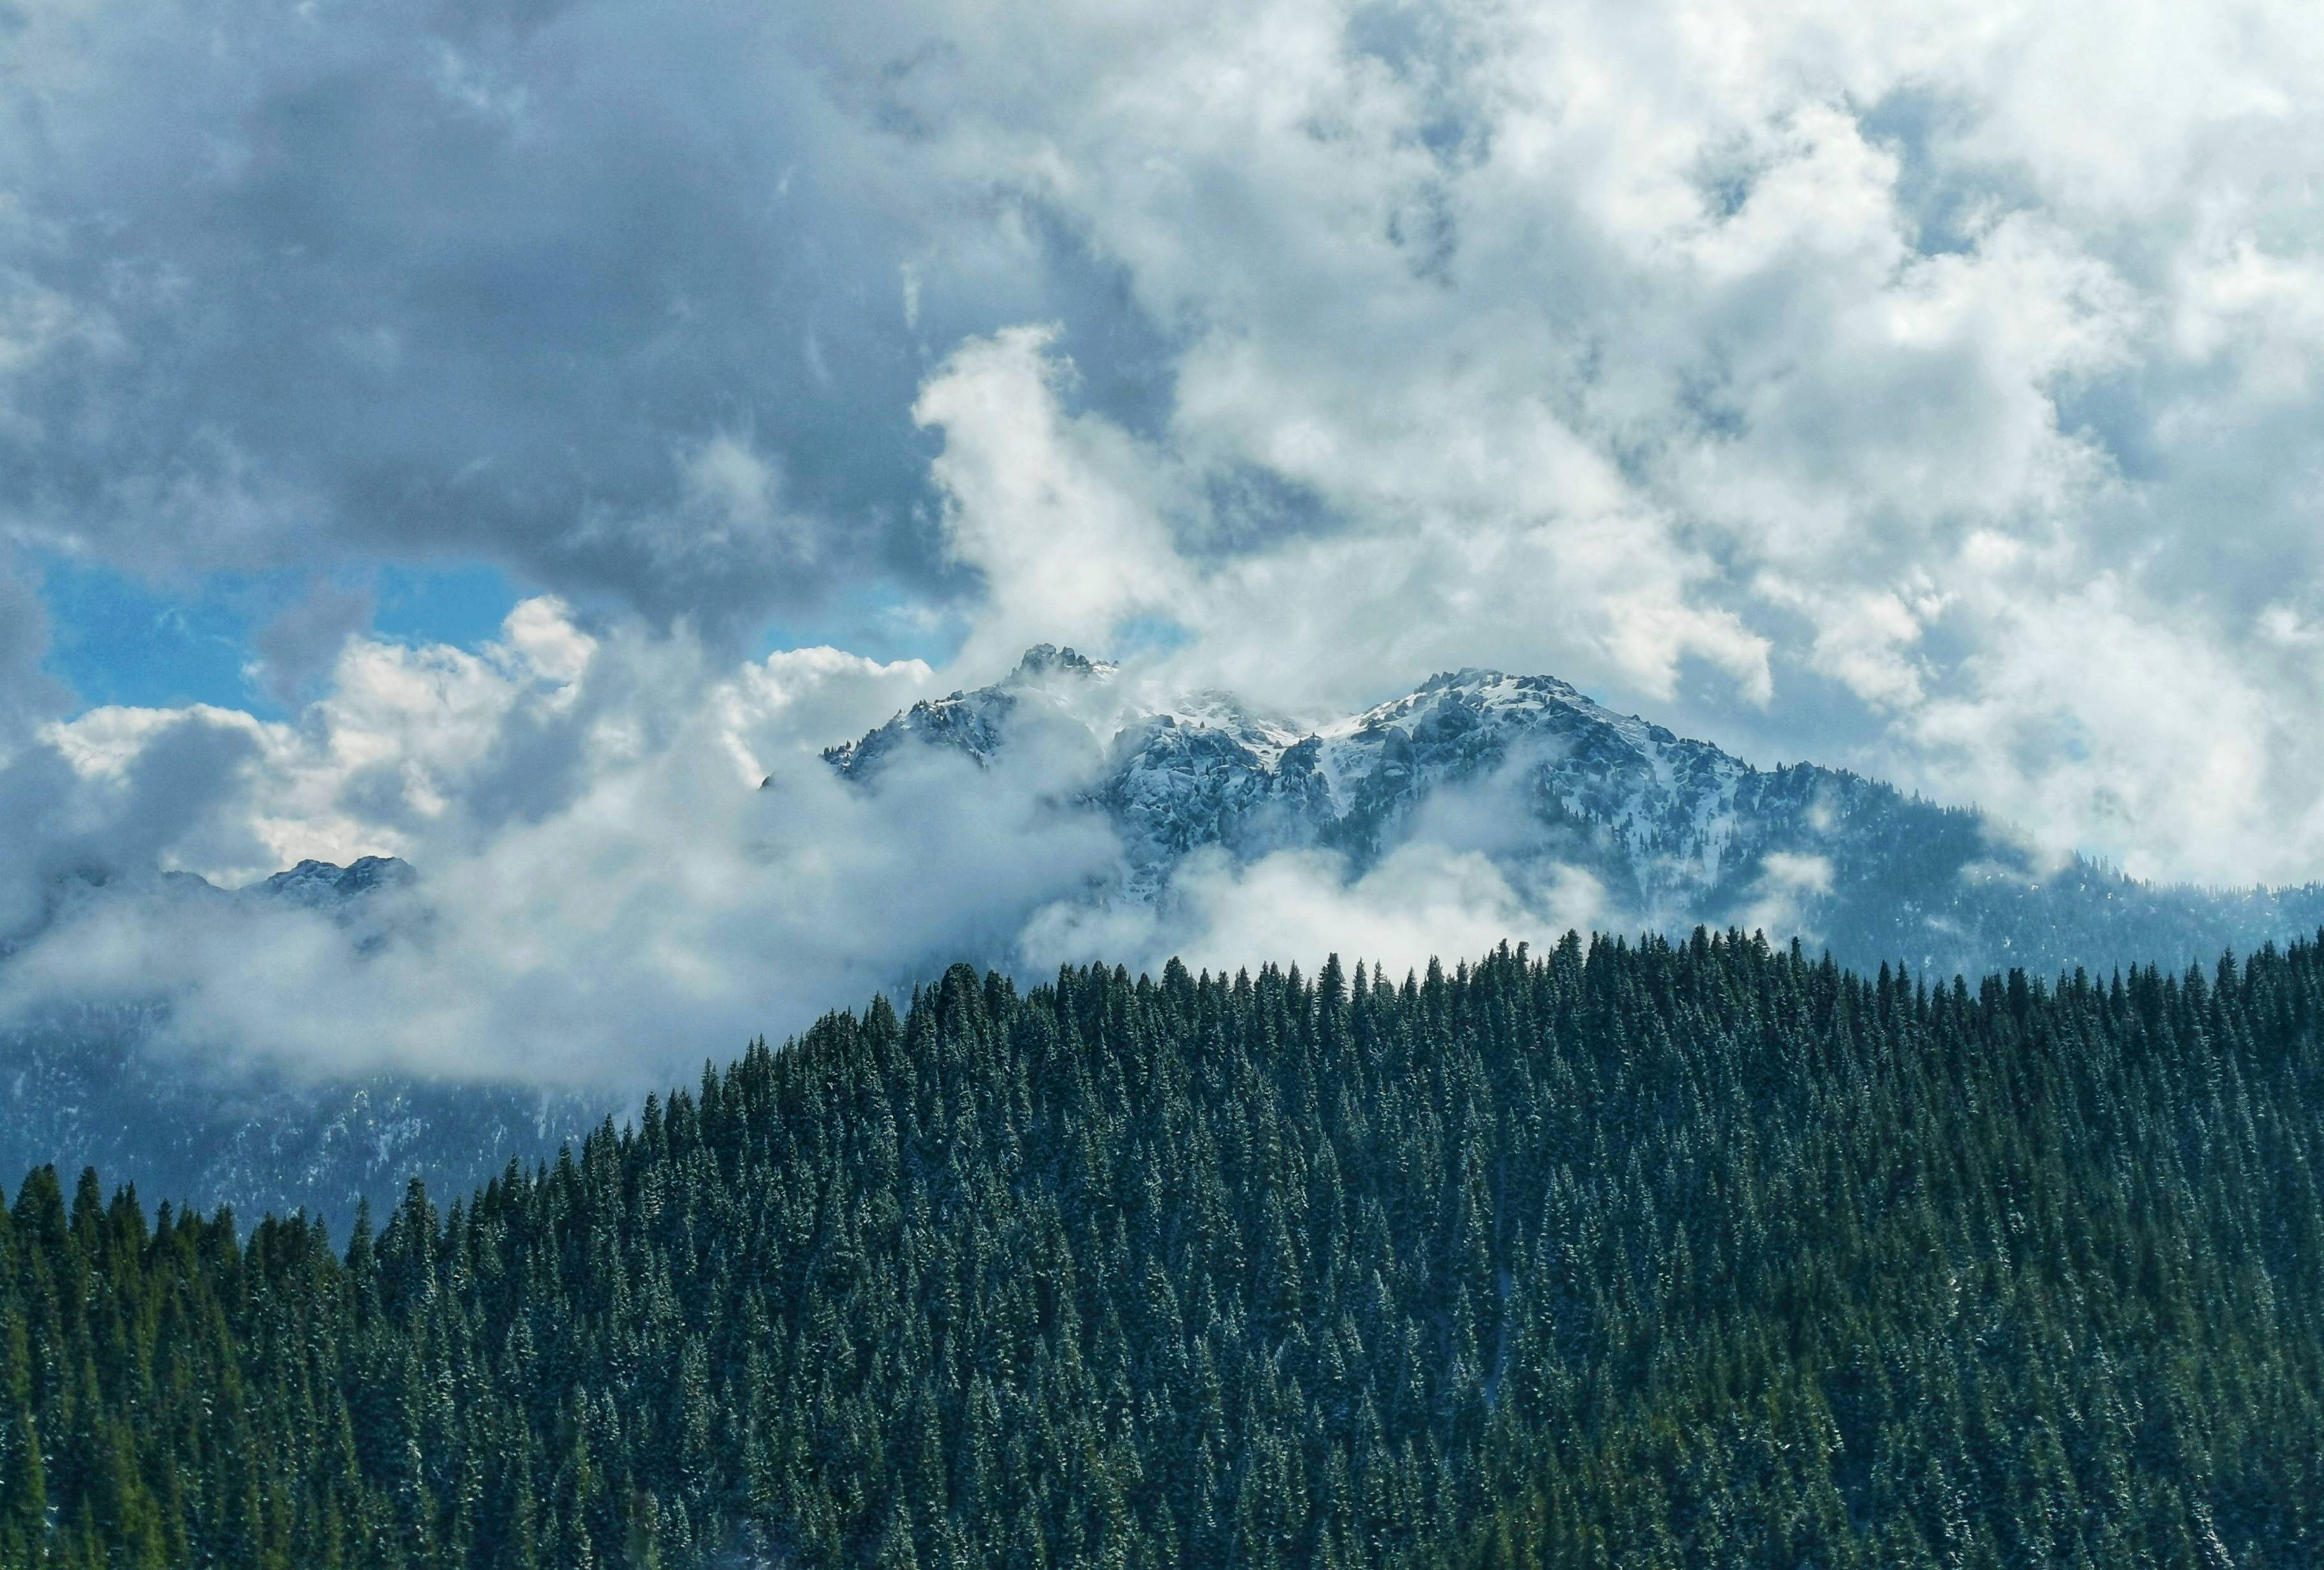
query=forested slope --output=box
[4,933,2321,1567]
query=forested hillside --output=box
[0,999,601,1235]
[5,933,2321,1567]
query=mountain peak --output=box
[821,647,1124,779]
[1010,644,1117,684]
[260,856,413,905]
[813,655,2324,981]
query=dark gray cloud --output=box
[0,556,64,740]
[0,0,1169,635]
[0,703,267,943]
[253,578,376,705]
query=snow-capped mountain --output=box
[821,642,1125,777]
[832,647,2324,979]
[0,858,607,1227]
[259,853,415,906]
[17,646,2323,1226]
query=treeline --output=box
[4,931,2322,1567]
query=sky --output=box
[4,0,2323,1082]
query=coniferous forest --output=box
[4,931,2322,1568]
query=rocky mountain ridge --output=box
[831,647,2324,979]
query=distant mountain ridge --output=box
[260,853,414,904]
[830,645,2324,979]
[0,855,606,1227]
[11,645,2323,1224]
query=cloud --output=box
[915,326,1191,671]
[849,0,2324,887]
[1737,851,1835,950]
[1900,573,2324,888]
[6,0,2324,1092]
[0,556,66,745]
[1020,841,1607,984]
[0,703,270,946]
[0,598,1139,1082]
[0,592,1621,1087]
[3,742,1116,1084]
[1022,728,1626,990]
[0,0,1149,633]
[252,578,378,707]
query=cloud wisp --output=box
[0,601,1132,1083]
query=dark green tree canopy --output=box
[5,930,2321,1567]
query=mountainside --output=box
[833,647,2324,978]
[8,937,2320,1567]
[11,647,2323,1228]
[0,860,608,1228]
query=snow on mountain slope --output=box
[830,649,2324,979]
[821,643,1124,778]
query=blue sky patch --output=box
[38,558,530,719]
